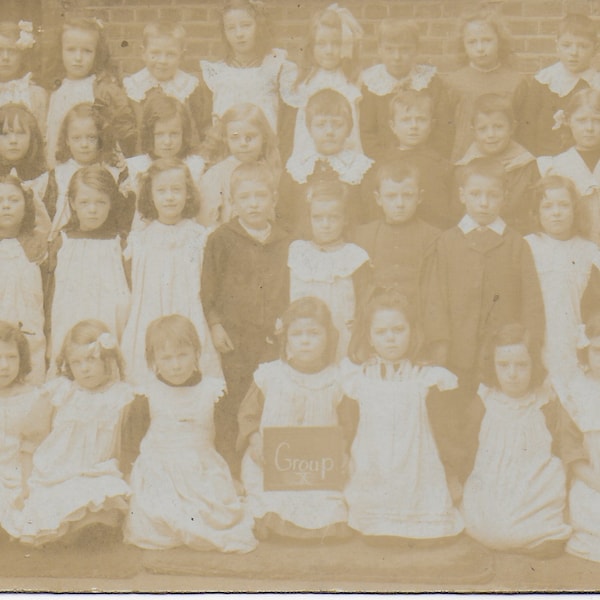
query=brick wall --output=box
[38,0,600,77]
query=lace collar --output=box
[0,72,32,95]
[286,149,373,185]
[361,63,437,96]
[535,61,600,97]
[124,68,199,103]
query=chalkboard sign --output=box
[263,426,345,491]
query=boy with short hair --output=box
[124,20,211,146]
[360,18,452,160]
[201,161,290,477]
[352,161,439,307]
[423,157,545,486]
[455,93,539,233]
[521,13,599,156]
[278,88,372,233]
[365,89,453,228]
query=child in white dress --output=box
[12,320,135,546]
[288,177,369,360]
[341,289,463,542]
[121,94,206,230]
[197,103,280,228]
[555,314,600,562]
[0,322,50,535]
[0,21,47,134]
[238,297,356,540]
[462,323,579,555]
[121,158,221,385]
[45,16,136,167]
[538,88,600,245]
[280,4,363,163]
[200,0,293,133]
[125,315,257,552]
[525,175,600,380]
[33,103,125,240]
[46,165,131,371]
[0,175,47,383]
[123,20,210,147]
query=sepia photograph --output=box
[2,0,600,592]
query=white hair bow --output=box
[327,3,363,59]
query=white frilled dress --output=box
[525,233,600,379]
[538,147,600,245]
[557,372,600,561]
[461,384,571,551]
[0,386,49,533]
[0,73,48,133]
[120,219,222,385]
[0,238,45,384]
[288,240,369,360]
[280,65,363,163]
[125,376,257,552]
[341,358,463,538]
[200,49,293,132]
[49,232,131,367]
[121,154,206,231]
[29,159,122,240]
[45,76,96,168]
[242,360,349,532]
[11,378,134,545]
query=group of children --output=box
[2,0,600,562]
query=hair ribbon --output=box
[326,3,363,59]
[15,21,35,50]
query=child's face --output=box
[587,336,600,379]
[62,27,98,80]
[286,317,328,371]
[308,114,350,156]
[389,104,432,149]
[223,8,257,59]
[0,35,22,83]
[369,308,411,363]
[313,24,342,70]
[378,39,418,79]
[232,178,274,230]
[494,343,532,399]
[463,20,500,70]
[376,177,421,224]
[538,187,574,240]
[310,197,346,245]
[153,340,197,386]
[71,184,111,232]
[0,119,31,162]
[153,115,183,158]
[459,174,504,226]
[568,105,600,151]
[0,339,19,389]
[226,120,264,162]
[66,117,99,165]
[152,168,187,225]
[67,343,109,390]
[557,32,596,74]
[473,111,513,156]
[142,35,183,82]
[0,183,25,236]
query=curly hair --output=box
[137,157,200,221]
[0,174,36,234]
[530,174,579,236]
[0,320,31,384]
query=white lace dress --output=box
[288,240,369,360]
[125,376,257,552]
[341,358,463,538]
[11,378,134,545]
[120,219,222,385]
[461,384,571,550]
[49,233,131,368]
[525,233,600,380]
[0,238,45,383]
[241,360,349,532]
